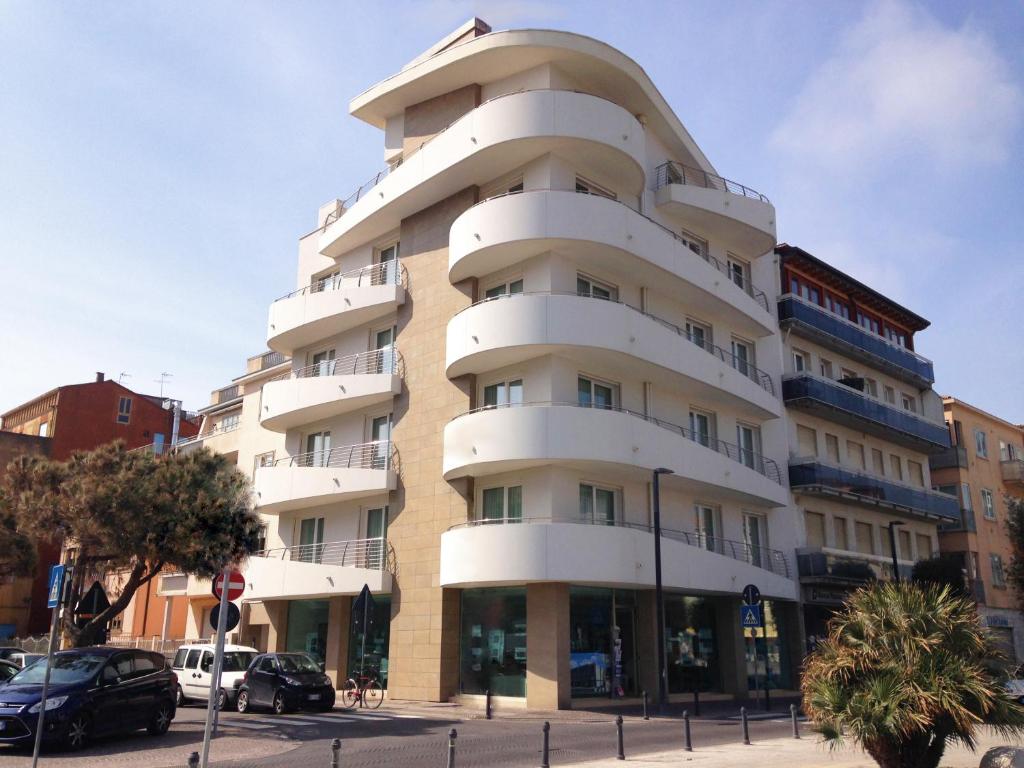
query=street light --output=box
[652,467,674,714]
[888,521,906,583]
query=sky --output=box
[1,0,1022,423]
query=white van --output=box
[171,643,258,710]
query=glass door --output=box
[695,505,717,552]
[736,424,760,470]
[370,415,392,469]
[365,507,388,568]
[689,410,712,447]
[743,513,765,569]
[580,484,616,526]
[578,377,615,410]
[373,327,395,374]
[298,516,325,563]
[311,349,336,377]
[305,431,331,467]
[376,243,399,286]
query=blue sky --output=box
[1,1,1021,423]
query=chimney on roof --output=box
[96,372,105,383]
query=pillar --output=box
[636,590,659,698]
[265,600,289,652]
[325,597,351,687]
[526,583,571,709]
[714,597,748,697]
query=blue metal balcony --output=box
[782,374,950,453]
[789,460,960,522]
[938,507,977,533]
[778,295,934,387]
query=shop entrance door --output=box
[613,600,638,697]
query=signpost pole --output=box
[30,565,67,768]
[200,567,231,768]
[761,619,771,711]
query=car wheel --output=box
[236,690,250,713]
[174,684,186,708]
[147,701,173,736]
[216,688,228,711]
[272,690,288,715]
[64,713,91,751]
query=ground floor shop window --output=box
[286,599,329,664]
[744,600,792,691]
[570,587,638,698]
[347,595,391,688]
[460,588,526,697]
[664,595,720,693]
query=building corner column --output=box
[526,582,571,710]
[325,596,352,688]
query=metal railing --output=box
[253,537,390,571]
[453,402,783,485]
[653,161,770,203]
[253,350,287,371]
[270,440,393,471]
[267,347,401,383]
[448,516,789,577]
[458,291,774,395]
[274,260,406,302]
[214,384,240,403]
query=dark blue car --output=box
[0,647,176,750]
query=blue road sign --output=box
[47,565,66,609]
[740,603,763,629]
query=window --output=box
[826,293,849,319]
[885,325,907,348]
[789,274,821,304]
[117,396,132,424]
[805,511,826,548]
[259,656,277,673]
[576,274,617,301]
[481,487,522,523]
[847,441,866,471]
[366,506,389,538]
[742,513,767,568]
[855,522,875,555]
[883,386,896,405]
[840,368,857,381]
[796,425,817,457]
[686,318,712,351]
[731,337,754,377]
[825,434,840,463]
[872,448,885,476]
[916,534,933,560]
[254,451,275,475]
[792,348,810,373]
[370,415,392,469]
[574,176,615,199]
[483,379,523,409]
[373,243,399,286]
[726,255,749,291]
[907,460,924,487]
[961,483,974,513]
[901,393,917,413]
[578,376,616,409]
[864,378,879,398]
[981,489,995,520]
[220,414,240,431]
[689,409,715,447]
[736,423,762,470]
[889,454,903,482]
[991,554,1006,588]
[484,279,523,299]
[310,348,336,377]
[38,421,48,437]
[507,180,524,194]
[833,516,849,550]
[898,529,912,560]
[298,517,325,563]
[680,230,708,258]
[580,484,617,525]
[819,359,834,379]
[856,310,880,335]
[975,429,988,458]
[312,269,340,292]
[695,504,720,551]
[304,431,331,467]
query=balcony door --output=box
[743,513,766,569]
[481,486,522,524]
[695,505,719,552]
[580,484,616,526]
[311,349,336,377]
[375,243,399,286]
[370,415,392,469]
[365,507,388,568]
[298,516,325,563]
[689,409,714,447]
[736,424,761,470]
[373,327,395,374]
[305,431,331,467]
[578,376,616,409]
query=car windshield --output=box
[222,652,256,672]
[277,654,320,674]
[11,654,107,685]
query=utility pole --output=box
[888,521,905,583]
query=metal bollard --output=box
[790,703,800,739]
[642,689,649,720]
[447,728,457,768]
[683,709,692,752]
[330,738,341,768]
[540,721,551,768]
[741,706,750,745]
[486,688,492,720]
[187,751,199,768]
[615,715,625,760]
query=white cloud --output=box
[771,0,1021,170]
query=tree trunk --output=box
[67,560,157,648]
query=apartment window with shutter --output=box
[916,534,933,560]
[872,448,886,476]
[975,429,988,458]
[889,454,903,481]
[806,511,826,548]
[991,554,1006,588]
[847,440,866,471]
[117,396,132,424]
[981,489,995,520]
[898,529,912,560]
[833,516,849,550]
[907,460,924,487]
[825,434,840,463]
[792,348,810,374]
[796,425,817,457]
[855,522,875,555]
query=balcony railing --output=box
[777,294,934,385]
[938,507,977,533]
[782,373,950,451]
[173,418,242,451]
[458,292,774,395]
[931,445,968,471]
[267,347,402,383]
[274,260,407,303]
[214,384,240,404]
[448,516,789,578]
[272,440,392,471]
[454,402,783,485]
[1002,459,1024,485]
[253,537,391,571]
[253,350,287,371]
[789,460,960,521]
[797,548,913,584]
[653,161,770,203]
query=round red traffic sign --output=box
[212,570,245,601]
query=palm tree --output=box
[802,581,1024,768]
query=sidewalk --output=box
[559,729,1023,768]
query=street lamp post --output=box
[888,521,906,583]
[652,467,674,714]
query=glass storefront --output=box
[569,587,638,698]
[286,599,330,664]
[744,600,792,690]
[664,595,720,693]
[460,588,527,697]
[347,595,391,688]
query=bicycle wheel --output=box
[363,679,384,709]
[340,679,360,709]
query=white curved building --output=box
[238,18,804,710]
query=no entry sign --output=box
[212,569,245,601]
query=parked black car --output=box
[0,660,18,683]
[236,653,335,714]
[0,647,176,750]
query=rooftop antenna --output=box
[118,372,131,384]
[154,372,173,397]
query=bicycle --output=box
[341,670,384,709]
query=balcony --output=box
[652,161,776,257]
[443,403,788,508]
[447,189,774,334]
[446,293,780,420]
[440,519,795,599]
[797,548,912,585]
[789,460,960,522]
[244,538,392,601]
[173,417,243,455]
[259,349,402,433]
[782,373,950,453]
[930,445,968,471]
[1002,459,1024,487]
[938,507,977,534]
[777,294,935,387]
[266,262,406,356]
[253,441,396,514]
[319,89,646,258]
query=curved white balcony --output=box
[446,294,779,420]
[244,538,392,601]
[259,349,402,432]
[440,520,796,600]
[652,162,776,257]
[443,404,788,508]
[254,441,396,514]
[448,190,774,335]
[319,90,646,258]
[267,262,406,356]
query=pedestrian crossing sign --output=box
[740,603,763,628]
